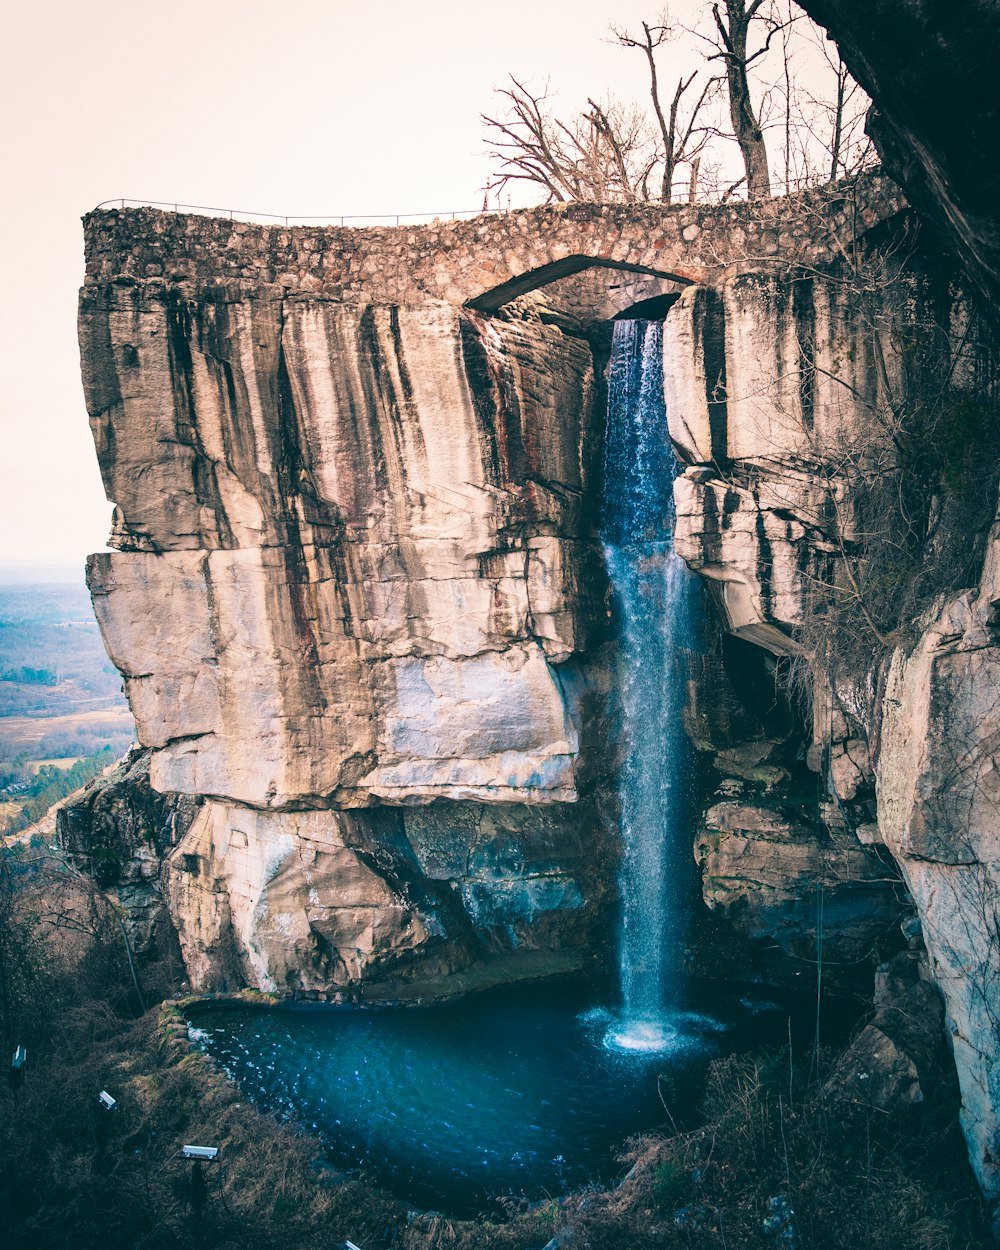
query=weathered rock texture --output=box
[696,790,901,989]
[877,551,1000,1195]
[80,279,621,994]
[826,950,946,1113]
[661,226,1000,1197]
[83,297,607,807]
[58,748,200,954]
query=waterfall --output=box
[601,318,700,1052]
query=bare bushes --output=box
[795,243,1000,693]
[528,1050,989,1250]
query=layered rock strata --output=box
[83,297,606,805]
[696,788,901,989]
[79,264,622,994]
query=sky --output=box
[1,0,841,577]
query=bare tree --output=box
[482,77,658,204]
[802,27,873,183]
[611,15,719,203]
[706,0,785,199]
[483,3,873,207]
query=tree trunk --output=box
[829,59,847,181]
[715,0,772,199]
[688,156,701,203]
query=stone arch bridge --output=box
[83,169,903,322]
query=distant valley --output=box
[0,580,134,836]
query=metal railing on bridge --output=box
[92,197,493,227]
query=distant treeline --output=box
[1,666,59,686]
[0,747,116,835]
[0,583,130,741]
[0,724,135,771]
[0,584,123,699]
[0,620,121,695]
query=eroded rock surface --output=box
[79,248,622,996]
[57,749,200,956]
[696,790,900,989]
[877,543,1000,1193]
[82,295,608,809]
[162,795,609,997]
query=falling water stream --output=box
[601,317,701,1051]
[189,317,825,1214]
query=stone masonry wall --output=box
[83,171,903,313]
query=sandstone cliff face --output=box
[80,275,618,995]
[81,293,606,807]
[666,252,990,782]
[878,555,1000,1195]
[696,791,900,988]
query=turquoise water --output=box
[190,979,811,1214]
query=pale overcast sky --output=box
[0,0,834,578]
